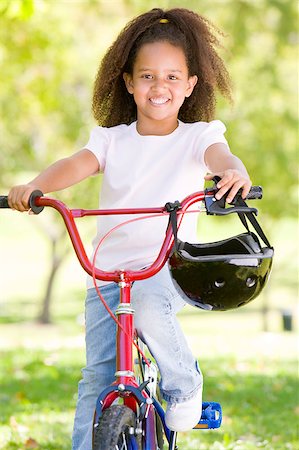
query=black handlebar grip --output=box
[246,186,263,200]
[212,178,263,200]
[0,196,9,208]
[29,190,44,214]
[0,191,44,213]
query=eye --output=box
[168,74,178,80]
[141,74,153,79]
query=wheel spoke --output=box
[115,432,128,450]
[122,432,127,450]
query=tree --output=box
[0,0,297,322]
[0,0,100,322]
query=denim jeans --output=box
[72,265,202,450]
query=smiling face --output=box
[123,41,197,135]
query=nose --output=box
[152,77,167,90]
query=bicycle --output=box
[0,180,266,450]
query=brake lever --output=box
[205,197,258,215]
[204,177,258,216]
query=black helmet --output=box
[168,193,274,311]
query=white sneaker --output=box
[165,384,203,432]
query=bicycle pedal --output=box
[193,402,222,429]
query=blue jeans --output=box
[72,265,202,450]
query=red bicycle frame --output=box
[35,191,207,382]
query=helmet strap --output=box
[165,201,182,251]
[236,198,271,248]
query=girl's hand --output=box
[205,169,252,203]
[8,184,39,212]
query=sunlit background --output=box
[0,1,297,449]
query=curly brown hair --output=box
[92,8,232,127]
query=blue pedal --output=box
[193,402,222,429]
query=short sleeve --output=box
[83,126,110,172]
[194,120,229,166]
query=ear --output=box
[185,75,198,98]
[123,73,134,94]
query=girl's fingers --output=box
[214,173,236,199]
[205,171,252,203]
[215,184,232,200]
[241,180,252,199]
[214,176,252,203]
[226,180,245,203]
[8,186,33,211]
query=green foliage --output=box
[0,0,297,324]
[0,1,86,182]
[0,0,297,215]
[0,0,35,20]
[217,0,298,218]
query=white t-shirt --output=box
[84,120,228,287]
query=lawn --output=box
[0,311,297,450]
[0,209,298,449]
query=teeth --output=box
[150,97,169,105]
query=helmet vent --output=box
[246,277,257,288]
[214,279,225,288]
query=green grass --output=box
[0,345,297,450]
[0,210,298,449]
[0,350,77,449]
[0,305,298,450]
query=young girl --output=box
[8,7,251,449]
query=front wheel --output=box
[93,405,141,450]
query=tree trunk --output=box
[37,230,69,324]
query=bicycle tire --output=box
[93,405,142,450]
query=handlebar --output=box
[0,189,44,213]
[243,185,263,200]
[0,183,263,283]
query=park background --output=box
[0,0,297,449]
